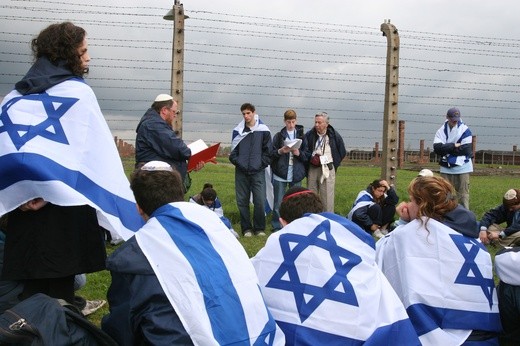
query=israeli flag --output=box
[136,202,285,346]
[376,219,502,345]
[0,79,143,240]
[252,213,420,345]
[495,247,520,286]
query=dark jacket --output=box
[304,125,347,171]
[441,204,479,238]
[270,125,309,182]
[135,108,191,179]
[229,130,272,175]
[15,56,76,95]
[480,205,520,237]
[102,237,193,346]
[2,204,106,281]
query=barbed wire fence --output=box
[1,1,519,155]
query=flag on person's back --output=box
[0,79,143,240]
[252,212,419,345]
[136,202,285,346]
[376,218,502,346]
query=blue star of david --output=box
[0,92,78,150]
[449,234,495,308]
[267,219,361,323]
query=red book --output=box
[187,140,220,172]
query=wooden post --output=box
[381,20,400,185]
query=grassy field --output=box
[80,158,519,325]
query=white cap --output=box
[418,169,434,177]
[140,161,173,172]
[154,94,173,102]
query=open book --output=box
[283,138,302,150]
[187,139,220,172]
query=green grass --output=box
[80,159,519,325]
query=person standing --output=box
[433,107,473,209]
[304,112,346,213]
[135,94,192,191]
[229,103,272,237]
[270,109,309,231]
[0,22,141,304]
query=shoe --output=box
[373,229,385,239]
[243,230,253,237]
[256,231,266,236]
[82,299,106,316]
[110,238,124,246]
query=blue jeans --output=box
[235,168,266,233]
[271,179,301,230]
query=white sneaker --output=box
[82,299,106,316]
[243,231,253,237]
[373,229,385,239]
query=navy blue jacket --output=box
[480,205,520,237]
[304,125,347,171]
[135,108,191,179]
[270,125,309,182]
[229,130,272,175]
[102,237,193,346]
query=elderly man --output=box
[135,94,192,190]
[304,112,346,212]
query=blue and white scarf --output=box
[0,79,143,240]
[136,202,285,345]
[376,218,501,345]
[252,213,420,345]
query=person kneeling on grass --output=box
[102,161,284,345]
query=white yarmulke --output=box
[418,169,434,177]
[141,161,173,172]
[504,189,517,200]
[154,94,173,102]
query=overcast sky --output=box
[1,0,518,151]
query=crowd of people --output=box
[1,21,519,345]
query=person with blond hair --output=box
[376,176,501,345]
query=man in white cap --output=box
[433,107,473,209]
[479,188,520,247]
[135,94,192,191]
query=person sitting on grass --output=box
[347,179,398,239]
[102,161,284,345]
[479,188,520,247]
[251,187,419,345]
[189,183,238,238]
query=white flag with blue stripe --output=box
[0,79,143,240]
[135,202,285,346]
[376,218,502,346]
[252,212,419,345]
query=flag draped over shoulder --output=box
[252,212,419,345]
[376,218,502,346]
[0,80,143,240]
[433,120,472,167]
[495,247,520,286]
[136,202,285,346]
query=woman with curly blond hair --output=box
[376,176,501,345]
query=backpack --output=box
[0,293,117,345]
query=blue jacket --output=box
[102,237,193,346]
[480,205,520,237]
[135,108,191,179]
[229,129,272,175]
[304,125,347,171]
[270,125,309,182]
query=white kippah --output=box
[154,94,173,102]
[504,189,517,200]
[418,169,434,177]
[140,161,173,172]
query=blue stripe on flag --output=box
[0,153,142,231]
[156,204,251,345]
[407,303,502,337]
